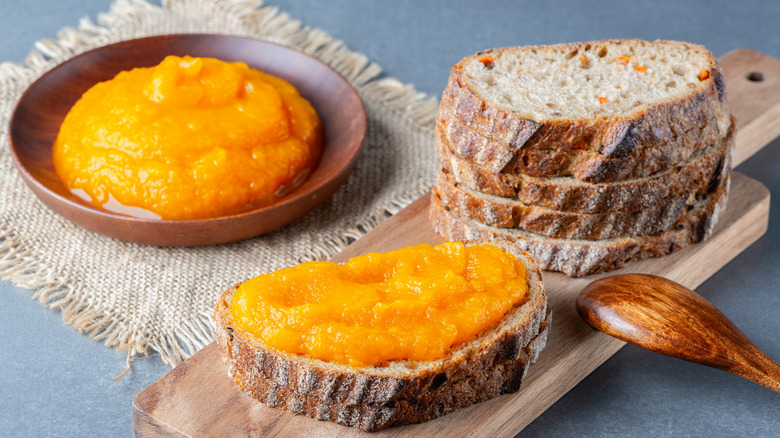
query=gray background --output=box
[1,0,779,436]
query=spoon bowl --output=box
[576,273,780,393]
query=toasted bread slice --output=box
[430,177,729,277]
[438,119,733,214]
[435,169,727,240]
[440,39,731,179]
[215,242,550,431]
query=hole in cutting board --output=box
[747,71,765,82]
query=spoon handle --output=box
[577,274,780,394]
[731,350,780,393]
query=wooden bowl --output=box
[9,34,366,246]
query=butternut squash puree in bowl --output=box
[230,242,529,367]
[53,55,323,220]
[9,34,367,246]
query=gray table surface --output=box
[1,1,779,436]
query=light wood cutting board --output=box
[133,49,780,438]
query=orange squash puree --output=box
[52,55,323,220]
[230,242,528,367]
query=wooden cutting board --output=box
[133,49,780,438]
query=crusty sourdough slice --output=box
[437,99,731,182]
[215,242,550,431]
[440,39,731,178]
[430,176,729,277]
[438,119,734,214]
[435,168,728,240]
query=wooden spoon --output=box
[576,273,780,393]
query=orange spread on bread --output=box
[230,242,528,367]
[52,55,323,220]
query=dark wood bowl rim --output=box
[8,34,367,243]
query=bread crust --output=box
[440,39,731,181]
[437,94,731,182]
[435,169,728,240]
[215,244,550,431]
[438,119,734,214]
[429,177,729,277]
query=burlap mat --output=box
[0,0,438,370]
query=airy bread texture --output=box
[430,177,729,277]
[440,39,731,180]
[438,119,734,214]
[215,242,550,431]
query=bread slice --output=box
[440,39,731,179]
[438,118,734,214]
[215,242,550,431]
[430,176,729,277]
[437,98,731,182]
[435,169,727,240]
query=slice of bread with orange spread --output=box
[215,241,549,431]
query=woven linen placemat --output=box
[0,0,438,370]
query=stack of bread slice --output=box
[431,39,734,277]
